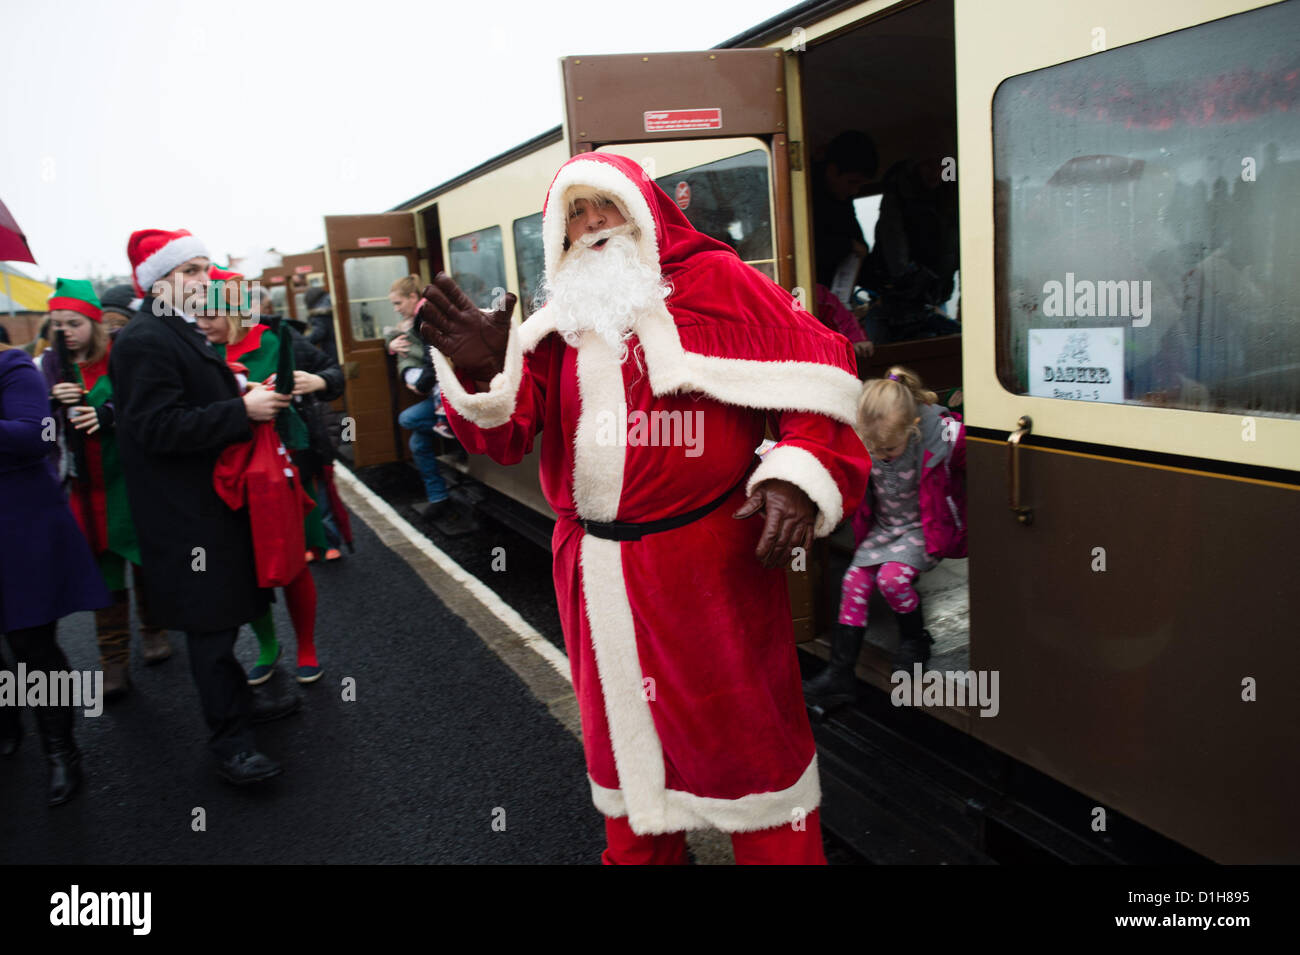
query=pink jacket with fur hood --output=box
[851,402,967,559]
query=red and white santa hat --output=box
[127,228,210,296]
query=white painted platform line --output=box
[332,463,572,685]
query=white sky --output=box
[4,0,796,283]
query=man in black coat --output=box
[110,228,297,785]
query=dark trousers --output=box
[185,627,254,759]
[1,622,73,744]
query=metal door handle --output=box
[1007,415,1033,525]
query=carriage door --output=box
[260,266,291,319]
[323,213,420,468]
[282,251,329,325]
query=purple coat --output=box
[852,404,967,560]
[0,348,109,632]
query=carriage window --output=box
[993,0,1300,419]
[655,149,774,275]
[513,212,544,318]
[342,255,408,341]
[448,225,507,310]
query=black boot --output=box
[33,705,81,807]
[892,602,934,674]
[803,623,866,711]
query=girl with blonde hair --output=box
[804,366,966,709]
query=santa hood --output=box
[435,151,862,431]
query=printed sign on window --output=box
[1028,328,1125,403]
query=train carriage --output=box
[316,0,1300,863]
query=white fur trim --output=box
[588,757,821,833]
[571,332,626,522]
[580,534,820,834]
[747,443,845,538]
[134,235,210,293]
[519,305,557,353]
[635,302,860,426]
[580,534,670,830]
[542,159,661,286]
[429,309,527,430]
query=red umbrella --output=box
[0,198,37,264]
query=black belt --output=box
[579,480,744,542]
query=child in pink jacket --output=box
[804,365,966,710]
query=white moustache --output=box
[574,224,635,250]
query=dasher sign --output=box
[1028,328,1124,403]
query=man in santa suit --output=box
[420,153,869,864]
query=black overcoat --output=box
[108,300,270,631]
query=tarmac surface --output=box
[0,470,603,864]
[1,459,865,865]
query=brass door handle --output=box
[1007,415,1033,525]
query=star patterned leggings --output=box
[837,563,920,626]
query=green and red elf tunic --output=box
[214,310,328,551]
[40,278,141,590]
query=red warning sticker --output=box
[357,236,391,248]
[675,182,691,210]
[644,108,722,132]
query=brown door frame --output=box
[324,213,420,468]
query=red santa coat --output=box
[435,152,869,834]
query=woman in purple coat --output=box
[0,344,109,805]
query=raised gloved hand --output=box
[732,478,817,569]
[417,272,516,383]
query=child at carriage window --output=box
[803,365,966,710]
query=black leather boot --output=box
[803,623,867,710]
[892,600,934,674]
[34,705,81,806]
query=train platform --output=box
[0,467,605,864]
[0,461,865,865]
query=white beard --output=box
[539,226,670,356]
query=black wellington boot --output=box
[34,705,82,807]
[892,600,934,674]
[803,623,867,711]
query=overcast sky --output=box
[4,0,795,283]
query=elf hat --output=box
[204,265,249,314]
[48,278,103,322]
[127,228,210,296]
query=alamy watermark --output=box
[890,664,999,718]
[594,403,703,457]
[0,664,102,717]
[1041,272,1151,328]
[49,885,150,935]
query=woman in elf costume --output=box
[195,272,343,684]
[39,278,170,700]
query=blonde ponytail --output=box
[856,365,936,448]
[390,274,422,297]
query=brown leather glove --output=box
[732,478,817,569]
[417,272,516,383]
